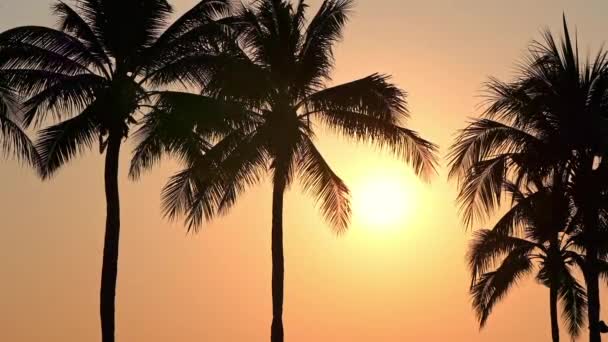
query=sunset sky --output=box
[2,1,608,341]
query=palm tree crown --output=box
[0,0,232,172]
[136,0,438,229]
[448,18,608,226]
[468,182,586,340]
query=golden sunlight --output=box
[351,166,421,230]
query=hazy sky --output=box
[2,1,608,341]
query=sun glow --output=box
[351,167,421,230]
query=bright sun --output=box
[351,168,420,229]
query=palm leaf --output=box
[297,135,350,232]
[0,41,94,76]
[0,86,39,166]
[130,92,259,179]
[297,0,353,90]
[36,104,99,177]
[52,1,112,72]
[303,73,408,124]
[471,248,534,327]
[162,127,269,230]
[448,119,540,180]
[203,50,273,107]
[558,266,587,338]
[0,26,106,73]
[152,0,230,47]
[313,109,437,180]
[468,229,538,284]
[20,72,104,126]
[82,0,173,61]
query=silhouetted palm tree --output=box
[0,75,37,165]
[0,1,234,341]
[131,1,437,341]
[449,18,608,341]
[469,182,586,341]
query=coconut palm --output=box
[0,75,37,165]
[448,18,608,341]
[0,1,235,341]
[129,1,437,341]
[469,182,586,341]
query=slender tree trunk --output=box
[100,132,122,342]
[550,283,560,342]
[580,158,602,342]
[270,177,286,342]
[586,250,602,342]
[585,179,601,342]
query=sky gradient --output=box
[2,1,608,341]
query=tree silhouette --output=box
[131,1,437,341]
[0,74,38,165]
[0,1,234,341]
[468,182,586,341]
[449,17,608,341]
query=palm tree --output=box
[448,17,608,341]
[129,1,438,341]
[0,1,235,341]
[468,182,586,341]
[0,75,37,165]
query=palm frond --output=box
[292,0,309,33]
[162,127,269,230]
[448,119,540,180]
[138,0,237,83]
[0,41,94,76]
[558,267,587,339]
[162,167,204,229]
[0,87,39,166]
[456,155,513,226]
[482,77,555,136]
[83,0,173,61]
[130,92,259,179]
[448,118,544,225]
[0,115,39,167]
[211,131,270,216]
[142,52,233,88]
[153,0,230,46]
[19,72,104,127]
[297,135,350,232]
[471,248,534,328]
[0,25,106,73]
[230,3,269,61]
[303,74,408,124]
[297,0,353,90]
[52,1,112,72]
[487,183,542,237]
[152,91,260,135]
[203,51,273,106]
[468,229,538,284]
[129,110,213,181]
[36,105,99,177]
[313,109,438,180]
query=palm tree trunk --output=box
[586,251,602,342]
[585,188,601,342]
[584,213,601,342]
[581,158,602,342]
[550,283,560,342]
[100,132,122,342]
[271,176,286,342]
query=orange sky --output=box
[2,1,608,341]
